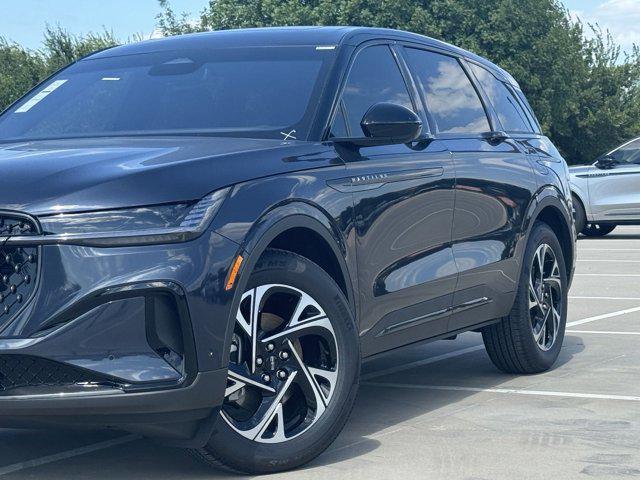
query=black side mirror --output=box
[332,102,422,148]
[595,156,617,170]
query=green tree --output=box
[156,0,640,164]
[0,26,118,112]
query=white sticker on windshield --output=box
[14,79,68,113]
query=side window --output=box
[469,63,532,133]
[337,45,413,137]
[404,48,490,134]
[329,102,348,138]
[609,139,640,164]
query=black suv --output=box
[0,27,575,473]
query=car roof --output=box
[87,26,515,86]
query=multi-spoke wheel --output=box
[528,244,562,352]
[193,249,359,474]
[482,222,568,374]
[221,284,339,443]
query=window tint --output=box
[609,138,640,164]
[405,48,489,134]
[0,46,333,142]
[469,63,532,133]
[338,45,413,137]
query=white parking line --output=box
[574,273,640,277]
[579,248,640,252]
[577,259,640,262]
[362,382,640,402]
[0,435,140,476]
[567,330,640,336]
[567,306,640,327]
[570,296,640,300]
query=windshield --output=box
[0,46,335,142]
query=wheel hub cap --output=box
[528,244,563,351]
[221,284,339,443]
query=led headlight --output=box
[35,187,231,246]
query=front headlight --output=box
[35,187,230,246]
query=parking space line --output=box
[577,259,640,262]
[574,273,640,277]
[570,296,640,300]
[362,345,485,381]
[0,434,140,476]
[579,248,640,252]
[567,330,640,336]
[362,382,640,402]
[567,306,640,327]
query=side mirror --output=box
[332,102,422,148]
[595,156,617,170]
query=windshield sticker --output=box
[101,77,121,81]
[280,129,297,141]
[14,79,68,113]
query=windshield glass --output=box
[0,46,335,142]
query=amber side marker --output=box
[225,255,244,291]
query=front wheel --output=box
[482,222,568,374]
[192,249,360,474]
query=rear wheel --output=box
[582,223,616,237]
[482,222,568,374]
[192,249,359,474]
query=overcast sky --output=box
[0,0,639,55]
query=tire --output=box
[582,223,616,237]
[192,249,360,474]
[482,222,568,374]
[572,195,586,235]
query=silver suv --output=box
[570,136,640,236]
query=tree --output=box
[0,26,118,113]
[156,0,640,164]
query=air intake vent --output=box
[0,213,39,327]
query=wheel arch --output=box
[525,187,576,285]
[230,202,357,318]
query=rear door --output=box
[329,44,457,356]
[406,53,537,331]
[589,138,640,221]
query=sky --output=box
[1,0,639,54]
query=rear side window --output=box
[469,63,533,133]
[338,45,413,137]
[404,48,490,134]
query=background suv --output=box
[571,136,640,236]
[0,27,575,473]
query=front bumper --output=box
[0,219,240,444]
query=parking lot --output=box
[1,226,639,479]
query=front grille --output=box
[0,355,115,392]
[0,214,39,326]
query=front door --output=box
[589,138,640,221]
[329,44,457,356]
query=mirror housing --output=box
[332,102,422,148]
[595,156,617,170]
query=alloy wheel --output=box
[528,244,562,351]
[222,284,339,443]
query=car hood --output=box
[0,137,334,216]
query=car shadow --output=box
[0,335,585,479]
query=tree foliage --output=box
[156,0,640,164]
[0,26,117,113]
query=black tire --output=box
[482,222,568,374]
[192,249,360,474]
[572,195,586,235]
[582,223,616,237]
